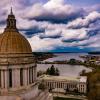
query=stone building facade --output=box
[0,8,53,100]
[39,75,87,94]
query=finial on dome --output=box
[5,7,17,31]
[10,7,13,15]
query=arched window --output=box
[20,68,23,86]
[9,69,12,87]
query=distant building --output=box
[39,75,87,94]
[0,8,52,100]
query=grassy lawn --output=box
[53,97,81,100]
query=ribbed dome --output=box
[0,9,32,54]
[0,31,32,54]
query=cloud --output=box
[22,0,84,23]
[61,28,88,42]
[0,0,100,52]
[28,35,62,52]
[39,29,62,39]
[67,11,100,29]
[85,4,100,13]
[43,0,65,9]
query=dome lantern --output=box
[5,7,17,31]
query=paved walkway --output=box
[53,93,88,100]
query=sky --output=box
[0,0,100,52]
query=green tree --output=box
[68,59,76,65]
[46,68,50,74]
[55,68,60,76]
[49,65,56,75]
[87,70,100,100]
[46,65,60,76]
[38,80,46,91]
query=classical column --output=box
[12,69,20,88]
[1,70,4,88]
[31,68,33,83]
[15,69,20,87]
[32,67,33,83]
[60,82,61,88]
[0,70,1,88]
[30,68,32,84]
[34,66,37,81]
[4,70,8,89]
[27,68,29,85]
[56,82,58,88]
[23,69,27,86]
[29,67,32,84]
[33,67,35,81]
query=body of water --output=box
[37,64,92,77]
[43,53,87,62]
[37,53,92,77]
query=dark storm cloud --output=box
[62,38,88,43]
[28,8,84,24]
[0,20,6,26]
[19,27,45,37]
[39,33,61,39]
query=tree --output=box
[55,68,60,76]
[80,69,86,76]
[68,59,76,65]
[87,70,100,100]
[38,80,46,91]
[50,65,56,75]
[46,65,60,76]
[46,68,50,74]
[37,70,45,77]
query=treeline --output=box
[39,58,83,65]
[88,52,100,54]
[33,52,55,61]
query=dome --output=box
[0,9,32,54]
[0,31,32,54]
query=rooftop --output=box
[39,75,87,83]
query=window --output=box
[9,69,12,87]
[20,68,23,86]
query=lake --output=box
[43,53,87,62]
[37,53,92,77]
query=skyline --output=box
[0,0,100,52]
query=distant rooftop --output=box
[40,75,87,83]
